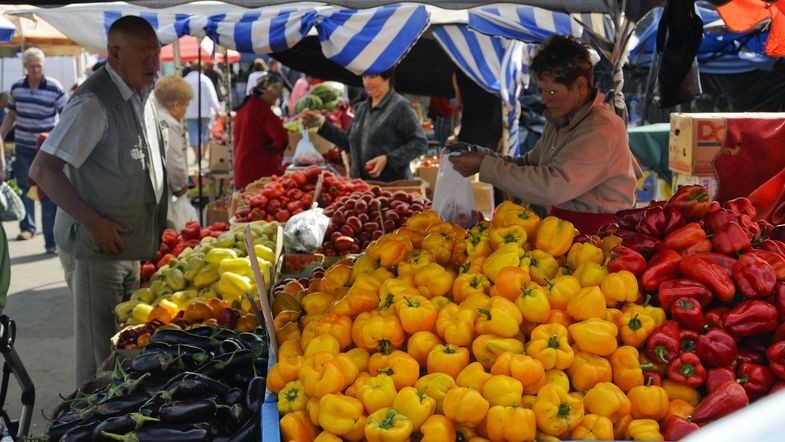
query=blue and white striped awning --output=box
[469,5,584,42]
[0,16,14,43]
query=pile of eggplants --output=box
[47,326,269,442]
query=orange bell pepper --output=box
[567,351,613,392]
[584,382,632,423]
[280,410,318,442]
[627,383,669,420]
[415,372,456,414]
[609,346,644,393]
[396,250,436,284]
[376,237,412,269]
[304,334,341,358]
[486,405,537,442]
[420,415,456,442]
[526,249,560,286]
[532,383,585,437]
[356,374,397,414]
[453,272,493,304]
[567,242,605,271]
[456,361,493,392]
[489,224,528,250]
[405,209,442,233]
[568,318,619,356]
[566,286,608,321]
[535,216,576,257]
[306,397,321,426]
[394,294,437,334]
[475,296,523,338]
[331,287,380,318]
[314,431,342,442]
[471,334,525,370]
[443,386,490,427]
[661,379,701,407]
[392,386,435,431]
[299,352,357,398]
[625,419,664,441]
[545,309,573,328]
[491,266,531,302]
[309,313,354,350]
[344,373,371,399]
[320,264,354,295]
[301,291,337,317]
[482,374,524,407]
[422,224,458,266]
[570,414,614,441]
[435,303,477,347]
[394,226,425,249]
[351,310,405,353]
[527,323,574,370]
[318,393,367,441]
[364,407,413,442]
[490,351,545,389]
[427,344,470,378]
[600,270,639,306]
[546,275,581,310]
[482,243,523,282]
[368,350,419,390]
[666,398,695,421]
[572,262,609,288]
[406,330,443,366]
[279,340,303,358]
[351,254,380,279]
[267,354,304,393]
[414,263,455,298]
[345,347,370,373]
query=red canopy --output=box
[160,36,241,63]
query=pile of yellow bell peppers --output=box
[272,205,683,441]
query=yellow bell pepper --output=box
[456,361,493,392]
[532,383,585,437]
[623,301,666,328]
[475,296,523,338]
[345,347,370,373]
[613,414,633,441]
[427,344,470,378]
[609,346,644,393]
[310,313,353,351]
[546,275,581,310]
[331,287,380,318]
[414,263,455,298]
[605,307,623,325]
[397,250,435,283]
[567,351,613,392]
[486,405,537,442]
[568,318,619,356]
[406,330,442,367]
[535,216,576,257]
[376,237,412,269]
[279,340,303,358]
[421,228,457,266]
[280,410,318,442]
[351,310,405,353]
[493,200,525,227]
[364,407,413,442]
[435,303,477,347]
[545,369,571,392]
[304,334,341,358]
[443,386,490,427]
[405,209,442,232]
[662,379,701,407]
[482,243,523,282]
[490,351,545,390]
[567,242,605,271]
[267,355,304,393]
[570,414,614,441]
[218,257,252,277]
[452,272,492,304]
[483,374,524,407]
[617,310,656,348]
[356,374,397,414]
[466,230,493,259]
[572,262,608,288]
[489,224,528,250]
[471,334,525,370]
[415,373,456,414]
[514,281,552,323]
[501,203,541,238]
[420,415,456,442]
[314,431,342,442]
[392,386,435,431]
[204,247,238,265]
[584,382,631,423]
[318,394,367,441]
[395,294,437,334]
[216,271,252,305]
[344,373,371,399]
[459,292,491,311]
[526,249,559,286]
[566,286,607,321]
[600,270,639,306]
[278,380,308,414]
[527,323,574,370]
[625,419,664,441]
[368,350,419,390]
[521,394,538,409]
[627,383,669,420]
[194,263,220,288]
[377,280,415,315]
[320,263,353,295]
[300,292,336,317]
[299,352,355,398]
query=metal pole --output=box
[197,43,203,225]
[173,38,181,75]
[224,47,234,193]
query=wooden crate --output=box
[368,178,429,198]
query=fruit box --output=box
[274,253,345,281]
[368,178,429,198]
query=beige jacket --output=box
[479,91,638,214]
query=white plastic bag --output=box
[432,151,479,228]
[283,207,330,253]
[292,127,324,166]
[0,183,24,222]
[167,194,199,231]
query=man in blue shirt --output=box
[0,47,66,253]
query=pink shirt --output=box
[288,77,311,113]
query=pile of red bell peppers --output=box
[599,185,785,437]
[141,221,230,281]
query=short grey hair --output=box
[22,47,45,65]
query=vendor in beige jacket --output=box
[450,35,639,234]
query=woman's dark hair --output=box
[378,66,396,89]
[530,35,593,87]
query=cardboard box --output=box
[207,140,230,171]
[669,113,785,176]
[368,178,429,197]
[472,182,495,220]
[205,200,230,225]
[416,166,439,198]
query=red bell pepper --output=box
[161,228,180,247]
[670,297,705,332]
[637,205,668,238]
[737,347,766,365]
[645,320,681,364]
[690,380,749,423]
[608,245,648,277]
[616,230,662,258]
[657,279,713,312]
[724,197,757,218]
[723,300,779,337]
[774,323,785,342]
[680,238,713,256]
[615,207,649,231]
[775,282,785,322]
[689,252,736,276]
[767,341,785,380]
[696,328,738,368]
[156,253,175,269]
[182,220,202,240]
[771,381,785,394]
[660,222,707,252]
[662,204,687,236]
[705,367,736,394]
[667,352,706,388]
[737,362,777,400]
[704,307,729,330]
[731,253,777,299]
[140,263,156,281]
[704,208,737,234]
[747,249,785,281]
[760,239,785,258]
[738,214,762,242]
[758,220,774,239]
[597,222,620,238]
[679,256,736,302]
[666,185,712,222]
[664,416,700,441]
[712,221,752,256]
[643,370,663,387]
[679,329,700,353]
[640,249,683,292]
[770,226,785,243]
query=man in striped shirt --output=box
[0,47,66,253]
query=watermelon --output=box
[294,94,324,114]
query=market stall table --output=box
[628,122,671,182]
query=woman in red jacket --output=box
[233,73,288,190]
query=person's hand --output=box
[449,152,485,177]
[445,134,457,146]
[364,155,387,178]
[87,216,128,256]
[0,156,5,184]
[300,110,325,130]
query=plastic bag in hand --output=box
[283,207,330,253]
[0,183,24,222]
[432,151,479,228]
[292,127,325,167]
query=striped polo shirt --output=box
[8,75,66,150]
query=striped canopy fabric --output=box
[468,4,590,42]
[0,15,14,43]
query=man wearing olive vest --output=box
[30,16,167,386]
